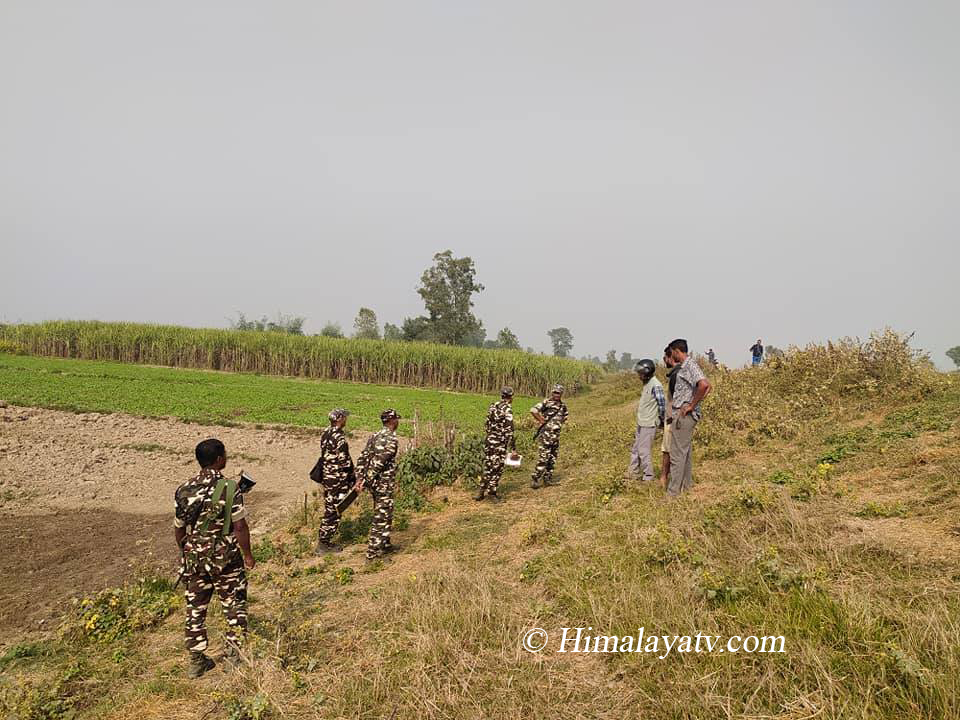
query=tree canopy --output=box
[548,327,574,357]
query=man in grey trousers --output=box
[625,358,665,482]
[666,339,711,495]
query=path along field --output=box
[2,333,960,719]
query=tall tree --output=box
[320,322,343,338]
[547,327,574,357]
[383,323,403,342]
[353,307,380,340]
[947,346,960,368]
[496,327,521,350]
[404,251,485,345]
[618,351,633,370]
[604,349,618,371]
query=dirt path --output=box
[0,405,373,642]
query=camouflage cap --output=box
[328,408,350,422]
[501,386,514,398]
[551,384,565,394]
[380,408,401,423]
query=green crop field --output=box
[0,321,602,396]
[0,354,539,433]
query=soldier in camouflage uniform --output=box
[530,384,569,489]
[475,387,516,502]
[174,438,256,679]
[314,409,355,554]
[354,409,400,560]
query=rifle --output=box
[336,464,359,514]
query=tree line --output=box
[230,250,581,358]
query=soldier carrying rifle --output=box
[174,438,256,679]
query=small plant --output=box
[227,692,272,720]
[790,476,819,502]
[856,501,907,519]
[699,570,746,605]
[768,470,794,485]
[334,567,354,585]
[520,557,545,583]
[734,485,770,513]
[253,537,279,563]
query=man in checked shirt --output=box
[666,339,712,495]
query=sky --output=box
[1,1,957,368]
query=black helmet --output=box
[634,359,656,379]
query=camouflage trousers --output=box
[184,556,247,653]
[480,439,508,494]
[365,476,395,559]
[531,438,560,485]
[318,477,352,543]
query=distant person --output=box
[750,339,764,366]
[666,339,711,495]
[174,438,255,678]
[707,348,717,367]
[354,409,401,560]
[624,359,665,483]
[530,384,569,489]
[659,348,679,489]
[476,387,516,502]
[312,409,355,554]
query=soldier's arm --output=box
[374,434,399,471]
[233,518,255,569]
[173,490,187,547]
[531,401,546,424]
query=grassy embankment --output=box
[2,330,959,719]
[0,354,538,434]
[0,321,602,397]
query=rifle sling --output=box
[197,477,237,538]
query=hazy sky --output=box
[2,1,957,368]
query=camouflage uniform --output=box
[531,396,569,487]
[480,398,515,496]
[174,468,248,654]
[356,426,399,559]
[316,425,355,543]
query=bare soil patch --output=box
[0,405,372,642]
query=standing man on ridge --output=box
[624,359,664,483]
[530,384,569,489]
[476,387,516,502]
[750,339,764,366]
[666,339,711,496]
[659,347,680,489]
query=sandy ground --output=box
[0,404,375,642]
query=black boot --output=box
[187,652,216,679]
[315,539,343,555]
[474,488,486,501]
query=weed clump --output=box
[60,574,178,644]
